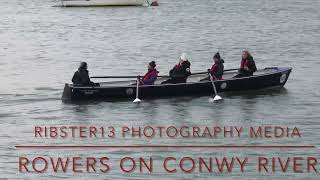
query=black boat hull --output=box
[62,67,292,101]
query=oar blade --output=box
[209,95,223,103]
[133,98,141,103]
[213,95,222,101]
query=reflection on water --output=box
[225,87,289,99]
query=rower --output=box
[150,0,159,6]
[201,52,225,81]
[140,61,159,85]
[234,50,257,78]
[72,62,95,86]
[162,53,191,84]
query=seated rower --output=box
[72,62,95,86]
[140,61,159,85]
[162,53,191,84]
[234,50,257,78]
[201,52,224,81]
[150,0,159,6]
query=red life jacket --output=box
[240,59,251,69]
[143,69,159,81]
[240,59,246,69]
[211,64,219,72]
[210,64,223,80]
[175,64,182,70]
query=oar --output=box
[91,69,239,79]
[146,0,150,6]
[133,76,141,103]
[207,69,222,102]
[91,75,138,79]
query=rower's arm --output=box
[143,74,158,85]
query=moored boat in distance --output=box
[60,0,147,7]
[62,67,292,102]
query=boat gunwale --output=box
[69,67,292,89]
[59,0,147,7]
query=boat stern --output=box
[61,83,72,102]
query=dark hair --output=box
[149,61,156,68]
[213,52,221,60]
[79,62,87,69]
[242,50,253,60]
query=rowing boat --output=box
[60,0,146,7]
[61,67,292,102]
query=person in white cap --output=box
[162,53,191,84]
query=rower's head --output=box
[79,62,88,70]
[213,52,221,63]
[179,53,188,64]
[242,50,251,60]
[148,61,156,70]
[151,0,159,6]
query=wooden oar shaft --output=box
[208,72,218,95]
[62,0,91,2]
[91,75,170,79]
[91,76,138,79]
[133,76,142,103]
[91,68,239,79]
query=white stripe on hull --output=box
[61,0,146,7]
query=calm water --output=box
[0,0,320,179]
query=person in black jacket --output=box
[162,53,191,84]
[201,52,225,81]
[140,61,159,85]
[72,62,95,86]
[210,52,225,80]
[235,50,257,77]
